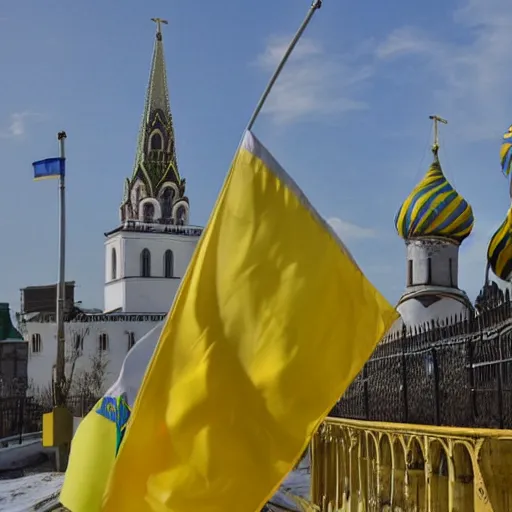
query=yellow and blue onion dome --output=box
[395,155,474,243]
[487,208,512,281]
[500,124,512,178]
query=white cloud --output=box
[327,217,376,241]
[254,36,372,125]
[0,112,40,138]
[376,27,442,61]
[252,0,512,134]
[9,113,28,136]
[376,0,512,140]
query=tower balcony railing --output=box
[121,219,203,237]
[311,416,512,512]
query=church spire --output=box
[121,19,189,226]
[132,18,180,190]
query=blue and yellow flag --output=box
[32,157,65,180]
[59,323,163,512]
[102,131,398,512]
[500,125,512,177]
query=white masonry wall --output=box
[104,228,201,313]
[24,317,163,394]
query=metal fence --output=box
[332,289,512,429]
[0,394,99,439]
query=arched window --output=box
[111,248,117,280]
[31,333,42,353]
[98,333,109,352]
[161,188,174,221]
[143,202,155,223]
[141,248,151,277]
[176,205,187,225]
[164,250,174,278]
[150,132,163,151]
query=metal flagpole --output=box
[200,0,324,241]
[245,0,322,132]
[55,131,67,407]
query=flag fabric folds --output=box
[32,157,65,180]
[102,130,398,512]
[501,125,512,178]
[59,323,163,512]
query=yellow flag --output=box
[60,324,164,512]
[103,131,398,512]
[60,404,116,511]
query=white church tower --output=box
[104,19,202,314]
[392,116,475,329]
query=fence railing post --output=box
[497,332,505,429]
[431,348,441,426]
[401,335,408,424]
[466,337,477,423]
[17,396,24,444]
[363,365,369,420]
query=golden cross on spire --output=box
[429,114,448,155]
[151,17,168,39]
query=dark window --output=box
[141,248,151,277]
[111,248,117,280]
[407,259,413,286]
[74,333,84,354]
[427,257,432,285]
[150,132,163,151]
[31,333,42,353]
[176,205,187,225]
[127,332,136,351]
[161,188,174,220]
[98,333,109,352]
[143,202,155,223]
[164,250,174,278]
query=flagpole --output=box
[245,0,322,132]
[55,130,67,407]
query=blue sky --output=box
[0,0,510,312]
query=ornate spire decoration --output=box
[395,115,474,244]
[429,114,447,158]
[133,17,179,190]
[121,19,189,226]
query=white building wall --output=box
[392,295,469,332]
[104,228,200,313]
[405,239,460,289]
[24,318,163,394]
[122,278,180,314]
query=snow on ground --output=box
[0,473,63,512]
[269,453,312,511]
[0,452,311,512]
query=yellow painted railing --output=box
[310,417,512,511]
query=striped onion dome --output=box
[395,155,474,243]
[487,209,512,281]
